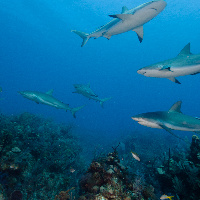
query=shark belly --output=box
[165,122,200,132]
[138,120,162,129]
[106,21,140,36]
[170,65,200,77]
[90,30,108,38]
[146,65,200,78]
[106,8,158,36]
[37,96,67,110]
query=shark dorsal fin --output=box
[87,83,90,88]
[169,101,182,113]
[121,6,129,14]
[46,89,54,96]
[178,43,192,56]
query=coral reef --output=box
[55,187,75,200]
[0,112,84,199]
[2,112,199,200]
[78,146,156,200]
[156,135,200,200]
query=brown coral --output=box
[55,187,75,200]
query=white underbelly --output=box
[106,21,141,36]
[147,65,200,78]
[165,123,199,132]
[170,65,200,77]
[138,121,162,129]
[106,9,158,36]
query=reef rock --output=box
[78,148,156,200]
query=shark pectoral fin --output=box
[159,124,184,140]
[133,26,143,43]
[121,6,129,14]
[109,14,133,21]
[46,89,54,95]
[159,66,172,71]
[167,77,181,84]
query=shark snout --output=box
[18,91,29,98]
[18,91,24,95]
[150,0,167,13]
[137,69,146,75]
[131,116,141,122]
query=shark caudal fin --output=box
[70,105,85,118]
[71,30,89,47]
[100,97,112,108]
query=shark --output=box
[137,43,200,84]
[131,101,200,139]
[72,0,167,47]
[73,84,111,107]
[18,90,85,118]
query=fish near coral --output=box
[160,194,174,200]
[131,151,140,161]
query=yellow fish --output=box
[160,194,174,200]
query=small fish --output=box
[160,194,174,200]
[70,168,75,173]
[131,151,140,161]
[10,164,19,170]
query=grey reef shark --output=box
[18,90,85,118]
[132,101,200,140]
[72,0,167,47]
[73,84,111,108]
[137,43,200,84]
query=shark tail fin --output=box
[70,105,85,118]
[100,97,112,108]
[71,30,89,47]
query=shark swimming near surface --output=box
[72,0,167,47]
[137,43,200,84]
[18,90,85,118]
[73,84,111,107]
[131,101,200,139]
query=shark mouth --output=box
[150,8,158,11]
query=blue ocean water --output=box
[1,1,200,199]
[0,0,200,140]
